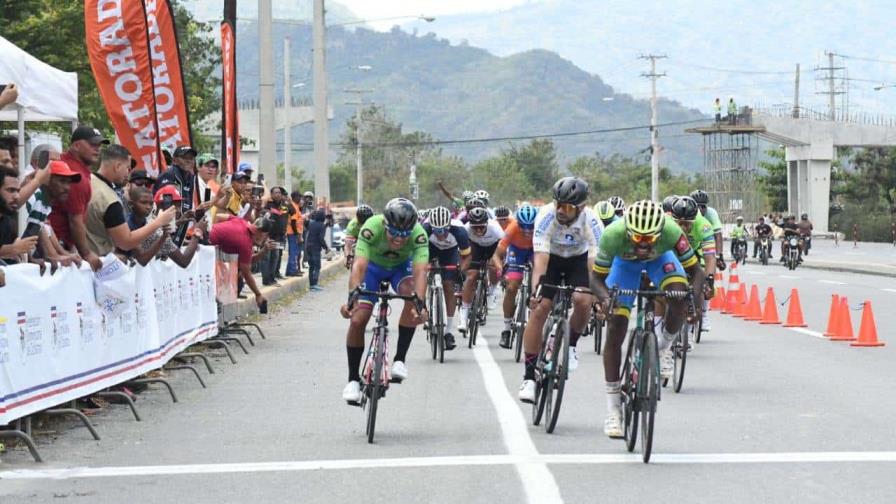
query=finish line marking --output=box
[881,288,896,294]
[5,451,896,480]
[818,280,846,285]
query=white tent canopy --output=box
[0,34,78,122]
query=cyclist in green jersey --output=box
[339,199,429,405]
[690,189,725,270]
[344,204,374,269]
[590,200,704,438]
[670,196,716,330]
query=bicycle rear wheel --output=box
[513,288,526,362]
[593,310,604,355]
[544,319,569,434]
[366,333,384,444]
[468,284,481,349]
[640,331,660,463]
[622,329,640,453]
[673,324,688,393]
[428,288,438,360]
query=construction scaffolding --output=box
[686,120,766,223]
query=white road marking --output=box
[469,334,563,504]
[818,280,846,285]
[881,288,896,294]
[5,451,896,480]
[789,327,826,339]
[779,275,800,279]
[747,271,767,276]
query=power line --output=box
[836,53,896,65]
[667,61,796,75]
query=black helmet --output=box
[494,205,510,218]
[662,195,679,213]
[468,207,489,225]
[690,189,709,206]
[801,213,808,220]
[383,198,418,231]
[671,196,699,221]
[552,177,589,205]
[356,204,374,222]
[468,198,486,209]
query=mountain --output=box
[229,20,708,172]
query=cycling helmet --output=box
[625,200,665,236]
[468,207,489,225]
[594,200,615,222]
[494,205,510,218]
[356,204,374,222]
[462,190,475,204]
[552,177,589,205]
[662,195,679,213]
[608,196,626,215]
[516,204,537,227]
[383,198,418,231]
[429,206,452,228]
[473,190,490,205]
[736,216,744,222]
[690,189,709,206]
[468,198,486,209]
[417,208,430,221]
[670,196,699,221]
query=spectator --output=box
[24,160,82,266]
[212,170,251,221]
[127,185,205,267]
[155,145,197,215]
[236,161,254,182]
[20,143,59,180]
[209,215,274,308]
[0,136,17,174]
[0,83,18,109]
[713,97,722,123]
[0,168,38,263]
[727,97,738,125]
[305,207,331,291]
[285,190,304,277]
[85,144,175,258]
[49,125,109,270]
[195,153,220,207]
[0,144,13,173]
[261,186,290,285]
[127,169,156,192]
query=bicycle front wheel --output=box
[640,330,660,463]
[531,319,553,426]
[673,324,688,393]
[622,329,640,453]
[513,286,527,362]
[545,318,569,434]
[468,285,481,349]
[366,334,384,444]
[428,288,438,360]
[437,288,446,363]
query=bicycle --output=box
[463,261,490,348]
[586,302,604,354]
[425,262,456,363]
[668,297,697,393]
[351,282,421,444]
[531,277,592,434]
[509,263,532,363]
[608,273,692,463]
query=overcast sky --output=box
[336,0,548,28]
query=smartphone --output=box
[257,174,265,185]
[251,185,264,197]
[38,150,50,170]
[203,187,211,203]
[0,84,6,95]
[223,173,232,186]
[21,222,42,239]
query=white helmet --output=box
[473,190,490,205]
[429,206,452,228]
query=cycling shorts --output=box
[539,252,590,301]
[504,244,533,280]
[605,250,687,316]
[359,260,413,306]
[471,242,498,264]
[429,245,460,282]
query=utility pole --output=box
[258,0,275,183]
[345,89,372,205]
[816,51,845,121]
[640,54,666,202]
[312,0,330,203]
[283,37,292,194]
[792,63,800,118]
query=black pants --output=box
[307,248,322,286]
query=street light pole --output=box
[283,36,292,194]
[258,0,275,183]
[346,88,372,205]
[312,0,330,203]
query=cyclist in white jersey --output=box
[519,177,601,403]
[457,207,505,332]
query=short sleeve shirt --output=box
[209,217,254,266]
[593,219,697,274]
[533,203,602,258]
[49,151,92,245]
[355,215,428,268]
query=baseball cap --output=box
[153,184,183,204]
[47,160,82,182]
[129,169,156,183]
[70,125,110,145]
[237,161,253,174]
[197,153,219,167]
[232,171,251,182]
[172,145,197,158]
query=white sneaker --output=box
[518,379,536,403]
[457,308,469,332]
[702,312,712,331]
[342,380,361,404]
[660,349,674,379]
[604,410,623,438]
[488,294,498,311]
[391,361,408,381]
[568,346,579,372]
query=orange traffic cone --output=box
[727,262,740,293]
[851,301,885,347]
[744,285,763,321]
[782,288,808,327]
[722,288,737,314]
[760,287,781,324]
[829,297,855,341]
[823,294,841,337]
[732,284,748,318]
[710,286,726,311]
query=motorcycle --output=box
[801,235,812,256]
[758,237,770,265]
[784,237,800,270]
[733,239,748,265]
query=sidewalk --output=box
[729,238,896,277]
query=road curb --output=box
[797,262,896,278]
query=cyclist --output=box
[456,197,494,224]
[494,205,512,230]
[753,216,773,259]
[608,196,626,219]
[798,213,813,255]
[594,200,618,228]
[729,216,750,261]
[417,208,430,224]
[339,198,429,404]
[590,200,704,438]
[661,195,679,214]
[458,207,505,330]
[518,177,601,403]
[343,204,374,269]
[690,189,726,270]
[497,204,537,349]
[670,196,716,330]
[423,206,472,351]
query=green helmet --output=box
[594,200,615,221]
[625,200,665,236]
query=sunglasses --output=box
[627,231,660,245]
[557,202,581,214]
[470,224,487,231]
[387,226,412,238]
[431,226,448,234]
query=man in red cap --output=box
[22,160,84,266]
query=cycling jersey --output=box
[593,219,698,274]
[498,219,534,251]
[465,220,505,248]
[345,217,361,239]
[532,203,602,258]
[356,215,429,268]
[500,219,535,279]
[457,208,496,223]
[423,222,471,254]
[730,225,748,240]
[686,214,716,256]
[702,206,723,233]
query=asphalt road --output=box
[2,257,896,503]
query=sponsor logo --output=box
[415,233,428,245]
[360,228,374,240]
[675,234,690,254]
[663,262,676,273]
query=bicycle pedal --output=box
[389,377,404,384]
[346,400,362,407]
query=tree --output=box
[0,0,221,151]
[758,147,787,212]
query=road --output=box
[2,257,896,503]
